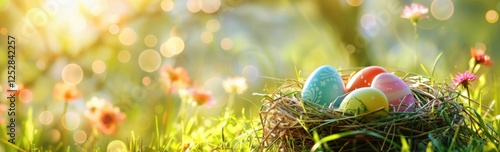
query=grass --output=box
[1,67,499,152]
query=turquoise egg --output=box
[301,65,346,106]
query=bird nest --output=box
[258,68,498,151]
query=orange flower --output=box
[95,107,126,135]
[52,82,81,102]
[0,103,7,124]
[190,87,215,106]
[471,47,493,66]
[160,66,192,93]
[3,83,24,97]
[84,97,126,135]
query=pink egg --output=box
[345,66,386,93]
[371,73,416,112]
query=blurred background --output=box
[0,0,499,148]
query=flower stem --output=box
[227,92,235,110]
[470,62,478,73]
[413,23,419,71]
[62,101,68,116]
[466,87,471,106]
[61,101,68,147]
[224,92,236,120]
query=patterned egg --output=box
[339,88,389,116]
[371,73,416,112]
[345,66,386,93]
[301,65,346,106]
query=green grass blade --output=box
[311,130,401,151]
[421,63,430,76]
[428,134,444,152]
[431,51,443,77]
[401,135,410,152]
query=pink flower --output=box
[401,3,429,24]
[84,97,126,135]
[453,71,477,88]
[190,87,215,106]
[471,47,493,66]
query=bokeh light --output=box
[62,112,80,130]
[200,0,221,13]
[19,89,33,103]
[48,129,61,143]
[39,111,54,125]
[109,24,120,35]
[0,27,7,35]
[486,10,499,23]
[346,0,363,7]
[242,65,260,82]
[206,19,220,32]
[117,50,131,63]
[119,27,137,46]
[161,0,174,12]
[62,63,84,85]
[107,140,127,152]
[138,49,162,72]
[221,38,233,50]
[201,31,213,44]
[346,44,356,54]
[187,0,201,13]
[142,76,151,86]
[73,130,87,144]
[475,42,487,51]
[92,60,106,74]
[431,0,454,20]
[144,34,158,47]
[155,104,163,114]
[160,37,185,57]
[360,14,376,30]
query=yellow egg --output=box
[338,88,389,117]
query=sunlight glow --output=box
[431,0,454,20]
[139,49,162,72]
[62,64,84,85]
[486,10,499,23]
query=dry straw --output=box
[258,68,498,151]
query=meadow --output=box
[0,0,499,151]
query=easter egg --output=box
[345,66,386,93]
[339,88,389,116]
[371,73,416,112]
[301,65,346,106]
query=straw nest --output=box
[258,68,498,151]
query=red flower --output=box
[471,47,493,66]
[453,71,476,88]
